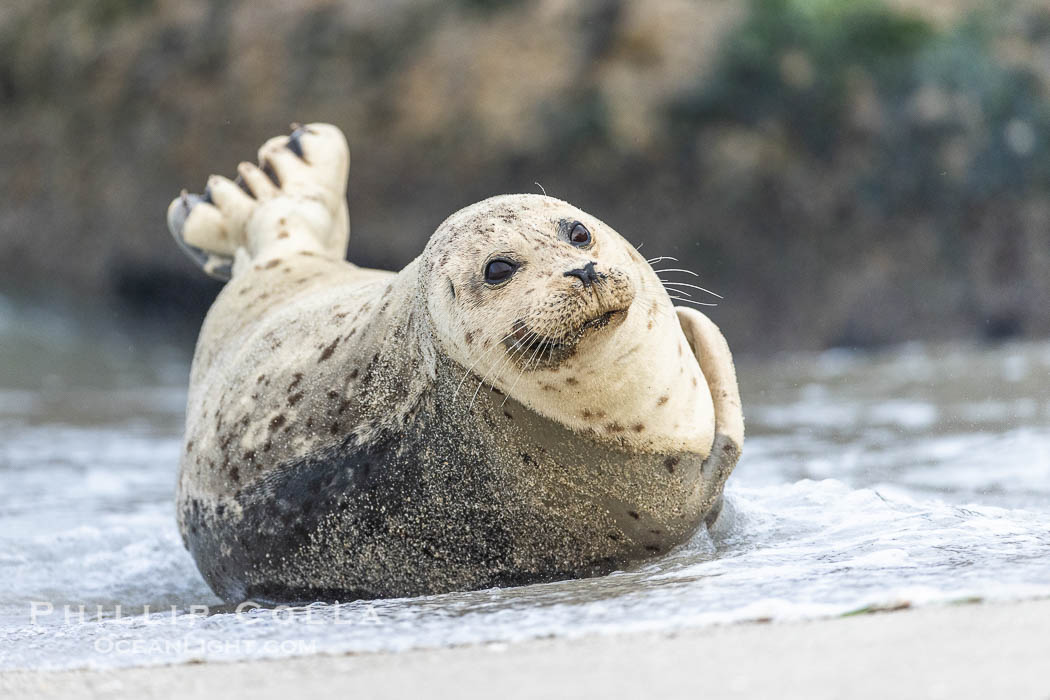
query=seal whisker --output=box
[646,256,679,264]
[470,336,535,410]
[464,333,525,406]
[454,332,516,398]
[453,328,525,400]
[500,320,556,408]
[667,295,718,308]
[640,281,720,308]
[658,281,724,299]
[470,328,540,410]
[652,267,699,277]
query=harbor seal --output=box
[168,123,743,604]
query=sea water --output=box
[1,297,1049,669]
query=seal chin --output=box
[506,305,630,369]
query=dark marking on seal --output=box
[627,510,640,520]
[657,395,669,406]
[288,373,303,391]
[264,259,281,270]
[632,423,645,433]
[269,414,286,431]
[288,392,305,406]
[319,338,340,362]
[664,456,679,474]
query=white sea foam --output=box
[2,339,1049,670]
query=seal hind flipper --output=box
[166,123,351,280]
[167,192,234,281]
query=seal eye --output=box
[484,259,518,285]
[569,222,592,247]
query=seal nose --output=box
[564,261,600,288]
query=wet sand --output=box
[4,598,1048,700]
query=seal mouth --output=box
[505,307,628,366]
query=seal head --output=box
[425,194,716,456]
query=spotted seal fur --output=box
[167,123,743,604]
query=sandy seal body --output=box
[169,124,743,604]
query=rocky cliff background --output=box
[2,0,1050,352]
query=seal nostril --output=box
[564,261,599,287]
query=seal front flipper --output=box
[676,307,744,523]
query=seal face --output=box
[168,124,744,604]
